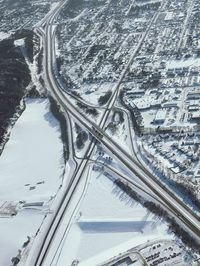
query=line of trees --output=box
[119,90,142,136]
[49,96,69,161]
[76,101,98,117]
[0,33,31,146]
[98,90,112,105]
[114,179,200,253]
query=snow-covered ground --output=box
[54,167,174,266]
[167,58,200,69]
[0,98,64,265]
[0,210,44,266]
[80,83,116,106]
[0,98,64,201]
[105,111,133,156]
[0,31,10,40]
[15,35,45,95]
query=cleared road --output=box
[24,0,200,265]
[44,23,200,237]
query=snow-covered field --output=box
[80,83,116,106]
[0,98,64,201]
[0,98,64,265]
[0,211,44,266]
[55,167,174,266]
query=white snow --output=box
[0,210,44,266]
[167,58,200,69]
[0,98,64,201]
[14,38,25,47]
[0,31,10,40]
[105,112,133,156]
[80,82,117,106]
[55,168,173,266]
[0,98,64,265]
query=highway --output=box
[23,0,200,265]
[46,10,200,233]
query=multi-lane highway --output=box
[22,0,200,265]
